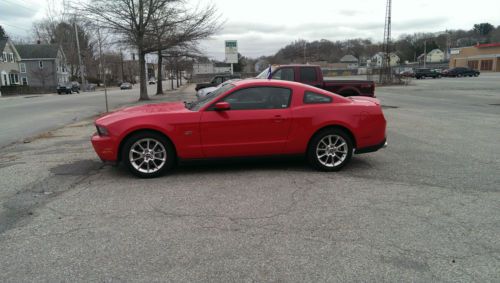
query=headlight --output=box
[96,125,109,136]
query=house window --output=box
[480,60,493,71]
[20,63,26,73]
[9,73,19,85]
[21,77,28,86]
[8,53,14,62]
[2,52,6,62]
[39,61,44,69]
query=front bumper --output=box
[355,138,387,154]
[91,133,118,162]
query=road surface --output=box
[0,81,192,148]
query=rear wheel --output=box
[122,131,176,178]
[307,128,353,172]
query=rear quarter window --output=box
[304,91,332,104]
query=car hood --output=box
[96,102,188,125]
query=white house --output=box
[193,63,215,75]
[371,52,400,67]
[340,54,359,69]
[0,37,21,87]
[425,49,445,63]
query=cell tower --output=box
[379,0,393,84]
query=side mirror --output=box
[214,101,231,111]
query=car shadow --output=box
[104,155,376,178]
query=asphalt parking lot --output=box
[0,74,499,281]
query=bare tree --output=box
[32,67,56,89]
[78,0,221,100]
[78,0,177,100]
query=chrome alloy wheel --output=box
[129,138,167,174]
[316,135,348,168]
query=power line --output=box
[0,22,31,32]
[3,0,40,13]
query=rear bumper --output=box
[355,138,387,154]
[91,133,118,162]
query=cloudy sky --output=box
[2,0,500,60]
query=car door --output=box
[200,86,293,158]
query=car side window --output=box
[300,67,317,82]
[304,91,332,104]
[222,87,292,110]
[272,68,294,81]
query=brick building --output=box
[449,43,500,72]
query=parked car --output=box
[195,74,241,91]
[56,82,80,94]
[91,79,387,178]
[444,67,480,77]
[196,79,241,99]
[397,70,415,78]
[120,82,133,90]
[414,68,441,79]
[257,65,375,97]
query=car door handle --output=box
[273,115,284,123]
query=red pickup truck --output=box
[257,65,375,97]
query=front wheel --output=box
[122,131,176,178]
[307,129,353,172]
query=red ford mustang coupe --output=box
[91,79,387,178]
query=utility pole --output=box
[120,49,125,82]
[380,0,393,84]
[97,28,109,113]
[74,20,85,90]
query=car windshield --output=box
[188,83,236,111]
[256,66,275,79]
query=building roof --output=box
[16,44,60,59]
[428,49,443,54]
[0,37,8,52]
[340,55,359,63]
[214,62,231,67]
[476,42,500,48]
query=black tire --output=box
[307,128,353,172]
[121,131,176,178]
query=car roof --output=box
[231,78,309,89]
[229,79,345,98]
